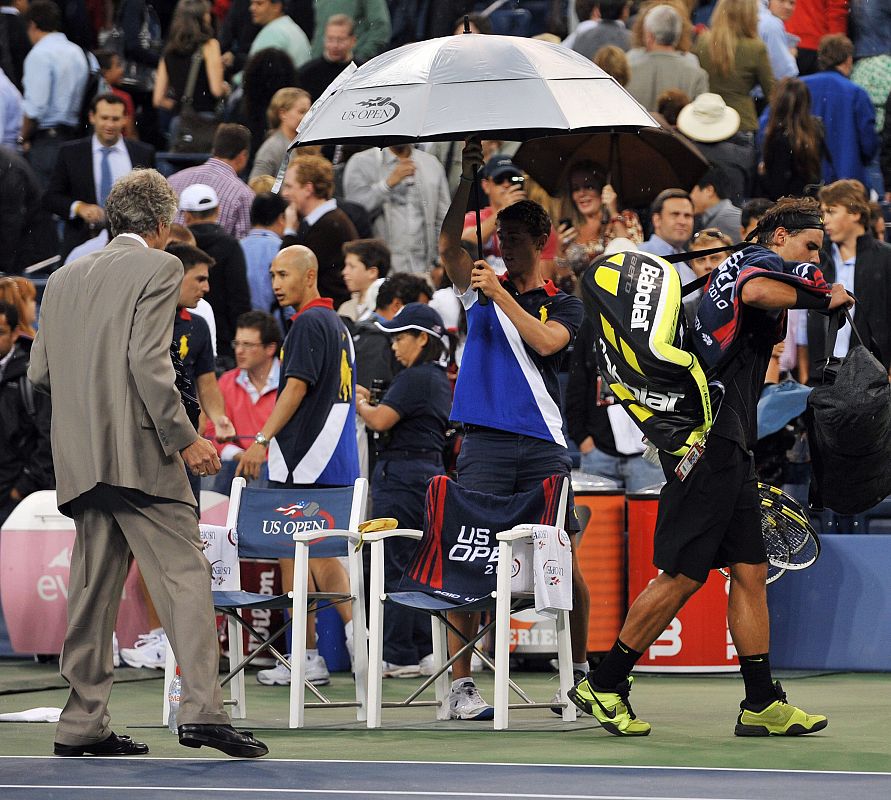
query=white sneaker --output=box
[119,630,167,669]
[419,653,436,676]
[256,653,331,686]
[382,661,421,678]
[112,633,120,668]
[448,679,494,720]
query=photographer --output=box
[355,304,452,678]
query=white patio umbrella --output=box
[288,32,657,147]
[274,29,659,301]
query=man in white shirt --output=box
[44,92,155,259]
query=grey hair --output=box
[644,5,682,47]
[105,169,178,238]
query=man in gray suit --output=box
[29,169,268,759]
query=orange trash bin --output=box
[573,477,626,654]
[627,492,738,672]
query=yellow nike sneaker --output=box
[735,681,828,737]
[568,676,651,736]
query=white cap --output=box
[179,183,220,212]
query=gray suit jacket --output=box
[29,235,198,515]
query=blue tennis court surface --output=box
[0,758,888,800]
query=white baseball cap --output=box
[179,183,220,212]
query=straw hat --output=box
[676,93,741,144]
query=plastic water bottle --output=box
[167,666,182,734]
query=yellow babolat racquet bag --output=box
[580,250,722,458]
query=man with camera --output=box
[461,154,560,271]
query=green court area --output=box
[1,662,888,773]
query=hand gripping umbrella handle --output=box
[471,164,488,306]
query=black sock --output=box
[739,653,775,708]
[589,639,642,691]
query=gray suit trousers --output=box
[55,484,229,745]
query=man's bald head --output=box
[270,245,321,309]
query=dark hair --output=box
[575,0,598,21]
[166,242,216,271]
[406,330,447,366]
[375,273,433,311]
[651,188,693,216]
[25,0,61,32]
[497,199,552,240]
[165,0,213,57]
[754,196,824,245]
[94,48,119,72]
[89,92,126,114]
[741,197,773,229]
[0,300,19,331]
[817,33,854,71]
[250,192,287,227]
[242,48,298,138]
[342,238,391,279]
[696,167,732,200]
[656,88,690,126]
[598,0,629,21]
[212,124,252,160]
[236,310,282,348]
[764,77,822,185]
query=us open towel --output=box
[530,525,573,619]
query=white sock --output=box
[573,661,590,674]
[344,620,353,640]
[306,649,318,659]
[451,677,473,690]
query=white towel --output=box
[530,525,573,619]
[0,707,62,722]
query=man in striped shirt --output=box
[169,124,255,239]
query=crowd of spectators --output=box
[2,0,891,683]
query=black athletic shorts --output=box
[653,436,766,583]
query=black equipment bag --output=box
[806,309,891,514]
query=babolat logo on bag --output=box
[581,251,721,457]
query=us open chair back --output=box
[162,477,369,729]
[363,476,575,730]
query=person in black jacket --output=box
[0,0,31,91]
[804,179,891,382]
[0,301,54,526]
[181,183,252,369]
[565,316,664,491]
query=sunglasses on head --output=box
[692,229,731,244]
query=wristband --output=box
[793,285,832,310]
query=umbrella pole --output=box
[472,164,488,306]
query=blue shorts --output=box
[456,426,579,532]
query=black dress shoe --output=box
[54,732,149,757]
[178,724,268,758]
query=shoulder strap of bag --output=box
[181,50,203,106]
[822,307,863,378]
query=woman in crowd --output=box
[593,45,630,87]
[0,277,36,339]
[249,87,312,181]
[557,160,643,283]
[758,77,824,200]
[355,304,452,677]
[693,0,774,141]
[239,47,299,159]
[152,0,227,139]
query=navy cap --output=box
[484,154,523,181]
[374,303,446,340]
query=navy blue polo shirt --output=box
[379,361,452,454]
[268,298,360,485]
[451,277,584,446]
[172,308,214,427]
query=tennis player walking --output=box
[570,196,854,737]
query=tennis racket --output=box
[720,483,820,584]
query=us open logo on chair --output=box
[264,500,336,536]
[341,97,400,127]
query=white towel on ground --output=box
[531,525,573,619]
[0,707,62,722]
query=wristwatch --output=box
[254,432,270,447]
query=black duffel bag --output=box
[806,309,891,514]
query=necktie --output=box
[98,146,113,207]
